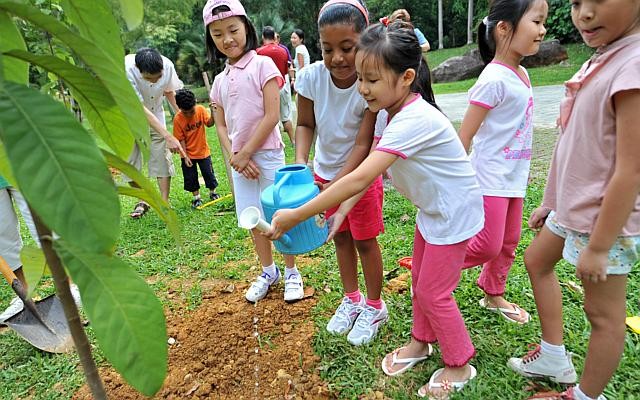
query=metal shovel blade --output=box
[4,294,74,353]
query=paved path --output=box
[437,84,564,128]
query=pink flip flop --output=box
[381,344,433,376]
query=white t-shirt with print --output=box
[296,61,368,181]
[125,54,183,127]
[468,62,534,198]
[376,96,484,245]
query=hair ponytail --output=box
[477,19,495,65]
[414,58,439,111]
[358,21,440,111]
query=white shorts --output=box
[545,211,640,275]
[279,76,292,123]
[233,149,285,225]
[0,188,23,271]
[124,128,176,181]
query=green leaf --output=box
[55,240,167,396]
[117,0,143,30]
[60,0,124,64]
[0,141,16,186]
[4,50,134,158]
[0,81,120,254]
[0,0,150,154]
[103,149,181,246]
[20,245,48,297]
[0,11,27,84]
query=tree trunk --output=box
[32,212,108,400]
[438,0,444,49]
[467,0,474,44]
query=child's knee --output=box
[354,237,379,255]
[583,299,626,330]
[523,246,553,275]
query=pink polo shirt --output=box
[210,50,285,153]
[543,33,640,235]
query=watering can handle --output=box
[273,173,291,208]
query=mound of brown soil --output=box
[74,281,332,400]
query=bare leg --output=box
[252,229,274,268]
[355,238,383,300]
[579,275,627,398]
[333,231,359,293]
[157,177,171,202]
[283,120,295,146]
[525,227,565,344]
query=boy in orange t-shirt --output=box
[173,89,219,208]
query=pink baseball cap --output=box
[202,0,247,27]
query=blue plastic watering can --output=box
[261,164,328,255]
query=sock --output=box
[345,290,362,304]
[574,385,597,400]
[285,265,299,277]
[193,194,201,200]
[366,298,383,310]
[262,263,277,282]
[541,339,566,357]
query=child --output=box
[203,0,303,303]
[508,1,640,399]
[172,88,220,209]
[294,0,386,346]
[268,21,485,399]
[457,0,548,324]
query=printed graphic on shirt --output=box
[504,96,533,160]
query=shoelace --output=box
[522,344,542,364]
[353,306,375,329]
[334,299,357,321]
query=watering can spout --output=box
[239,207,292,247]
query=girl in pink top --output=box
[204,0,303,303]
[457,0,549,325]
[508,1,640,399]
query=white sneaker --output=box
[283,273,304,302]
[347,301,388,346]
[0,297,24,324]
[507,344,577,384]
[245,269,280,303]
[326,296,365,335]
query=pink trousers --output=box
[463,196,524,296]
[411,228,474,367]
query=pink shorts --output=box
[315,174,384,241]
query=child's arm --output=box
[294,95,316,164]
[458,104,490,152]
[577,89,640,282]
[206,103,216,127]
[268,150,397,239]
[230,78,280,175]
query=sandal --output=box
[130,201,149,219]
[381,343,433,376]
[417,365,477,399]
[479,298,531,324]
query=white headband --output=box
[482,16,489,25]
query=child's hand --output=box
[239,159,260,180]
[266,209,300,240]
[326,212,345,242]
[576,246,608,283]
[184,157,193,167]
[230,151,251,173]
[209,101,217,112]
[528,206,552,230]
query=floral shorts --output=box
[545,211,640,275]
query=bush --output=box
[545,0,581,43]
[189,86,209,103]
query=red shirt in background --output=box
[257,43,289,79]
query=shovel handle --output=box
[0,255,19,286]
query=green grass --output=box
[432,43,594,95]
[1,120,639,399]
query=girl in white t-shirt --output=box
[290,28,311,72]
[269,21,484,399]
[294,0,387,347]
[457,0,548,325]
